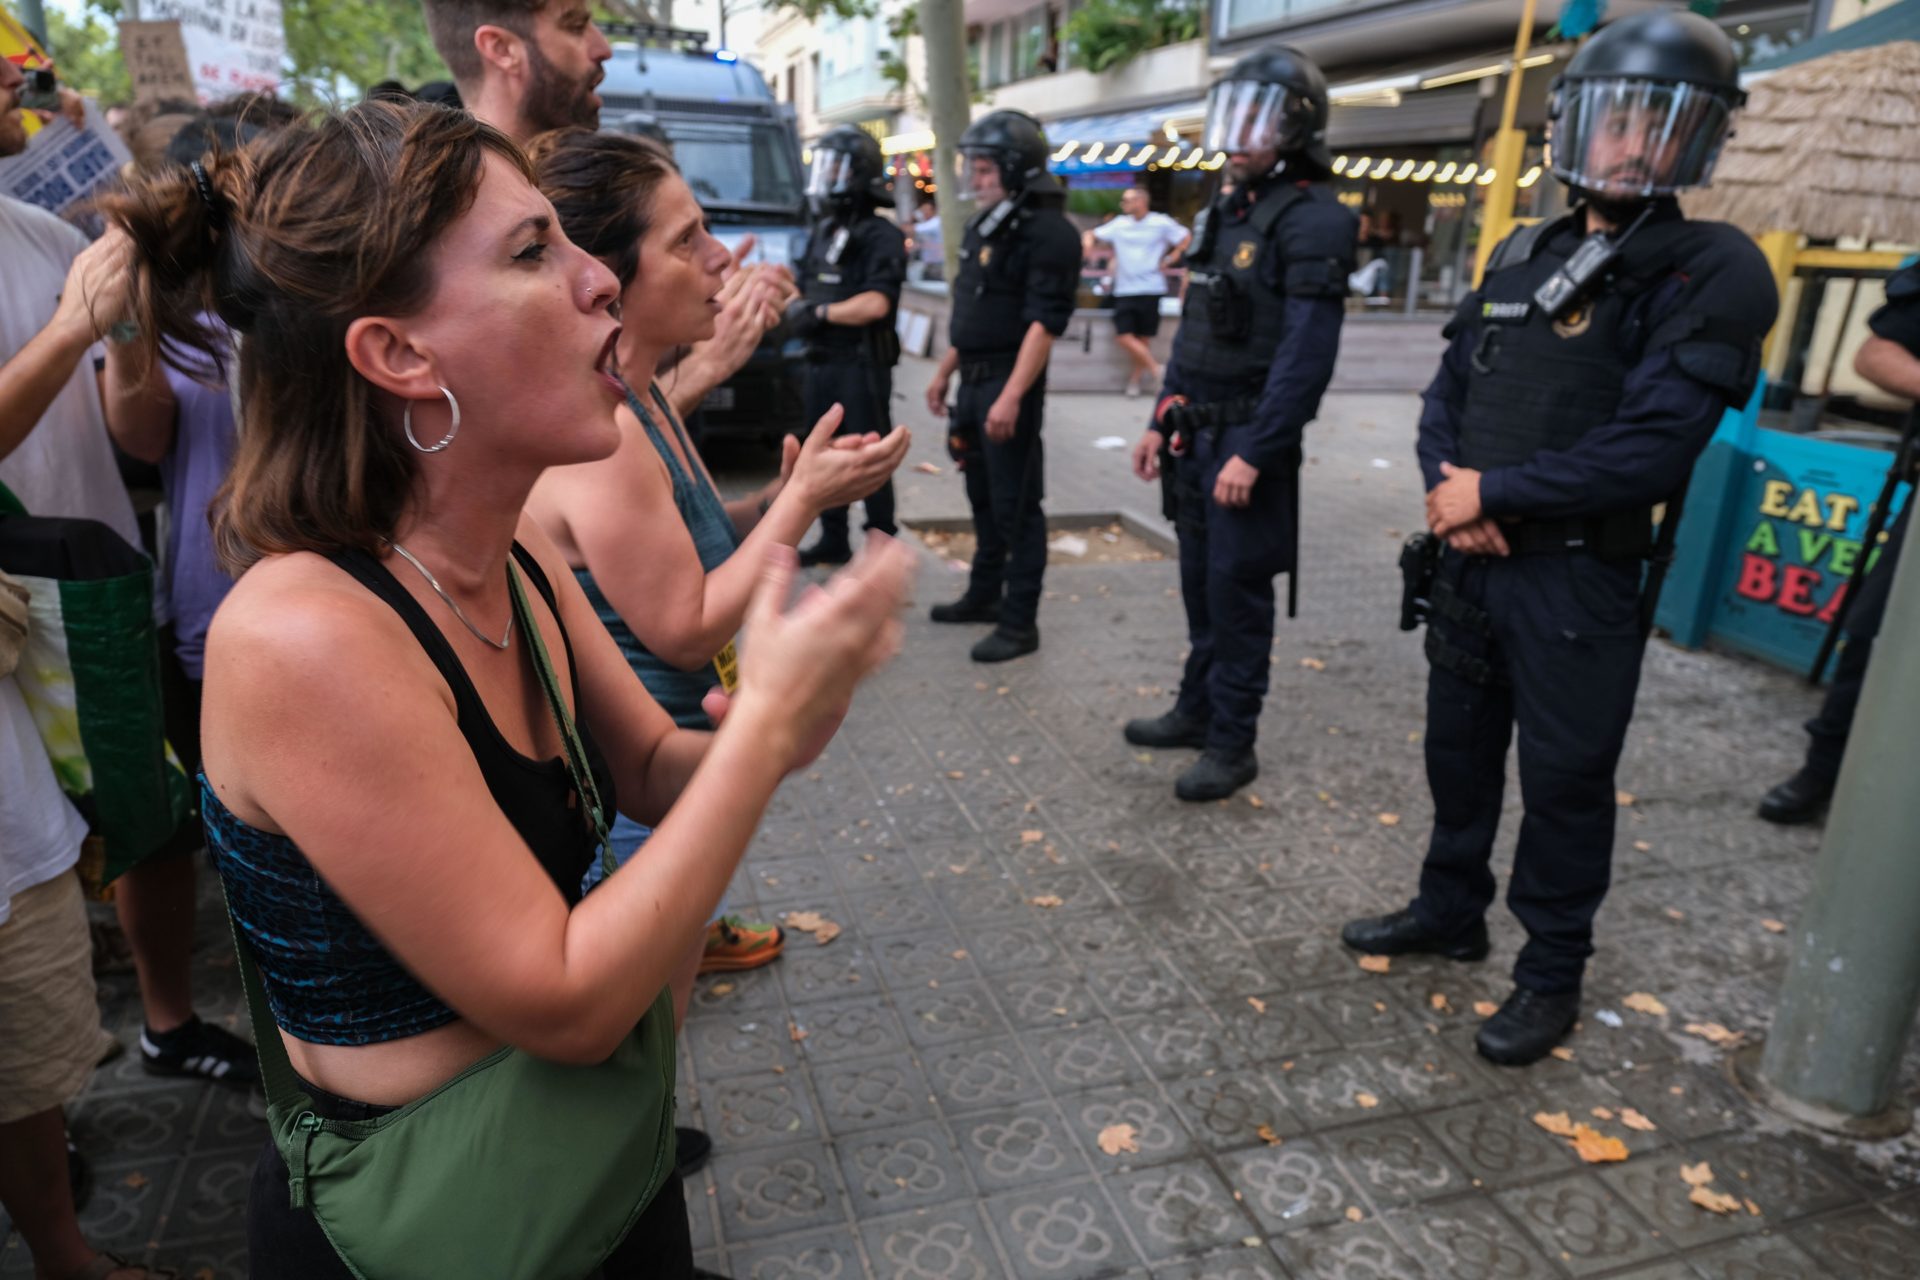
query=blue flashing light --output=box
[714,48,739,62]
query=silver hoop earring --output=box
[403,386,461,454]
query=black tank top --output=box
[332,542,616,905]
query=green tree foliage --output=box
[1061,0,1198,75]
[44,5,132,101]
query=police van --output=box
[599,25,809,445]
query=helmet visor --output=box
[806,149,856,198]
[1202,79,1313,156]
[1548,77,1734,197]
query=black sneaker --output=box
[1340,908,1491,961]
[797,539,852,568]
[1475,986,1581,1066]
[971,626,1039,663]
[675,1125,714,1179]
[139,1017,260,1088]
[1758,768,1834,825]
[1123,710,1209,749]
[1174,748,1258,801]
[931,596,1002,624]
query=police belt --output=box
[1423,579,1507,687]
[958,353,1019,384]
[1497,508,1655,559]
[1162,396,1260,434]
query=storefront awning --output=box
[1041,100,1213,176]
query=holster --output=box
[1398,532,1440,632]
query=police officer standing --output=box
[1757,262,1919,824]
[1343,11,1778,1066]
[1125,46,1356,801]
[925,110,1082,663]
[787,126,909,566]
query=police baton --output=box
[1807,405,1920,685]
[1639,474,1692,643]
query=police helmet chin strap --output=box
[975,196,1021,241]
[1531,200,1658,322]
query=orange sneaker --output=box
[699,915,786,973]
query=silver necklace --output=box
[388,541,513,650]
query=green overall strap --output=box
[506,562,615,880]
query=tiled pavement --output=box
[9,334,1920,1278]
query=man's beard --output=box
[523,39,600,132]
[0,108,27,159]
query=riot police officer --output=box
[787,125,908,565]
[925,110,1082,663]
[1125,46,1357,801]
[1343,10,1779,1066]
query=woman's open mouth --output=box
[595,327,623,394]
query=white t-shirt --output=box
[0,196,142,549]
[0,676,89,925]
[1097,212,1188,297]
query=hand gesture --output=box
[790,403,911,513]
[1212,455,1259,508]
[52,226,135,347]
[1426,462,1484,537]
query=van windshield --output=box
[667,121,803,214]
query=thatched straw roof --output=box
[1683,40,1920,243]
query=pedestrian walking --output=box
[1084,187,1189,397]
[1758,261,1919,824]
[1342,11,1779,1066]
[1124,45,1357,801]
[786,125,910,566]
[924,110,1082,664]
[911,194,944,281]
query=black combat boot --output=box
[674,1125,713,1178]
[1475,986,1582,1066]
[1123,710,1209,749]
[971,625,1038,663]
[1340,908,1490,961]
[797,538,853,567]
[1174,747,1258,801]
[930,595,1002,624]
[1758,768,1834,825]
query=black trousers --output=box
[1411,549,1648,994]
[953,367,1048,630]
[802,357,897,545]
[1804,501,1909,782]
[247,1137,694,1278]
[1170,427,1297,751]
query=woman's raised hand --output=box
[789,403,910,514]
[732,536,916,770]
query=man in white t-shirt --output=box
[1085,187,1190,396]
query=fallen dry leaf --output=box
[1622,992,1669,1017]
[1344,1206,1364,1222]
[1532,1111,1578,1137]
[1300,657,1326,670]
[946,770,966,780]
[1761,919,1787,934]
[710,981,735,996]
[1377,813,1401,827]
[1357,955,1391,974]
[1430,992,1452,1013]
[1665,908,1687,921]
[1247,996,1268,1014]
[1684,1021,1743,1046]
[1744,1198,1762,1216]
[1473,1000,1500,1018]
[1679,1161,1715,1187]
[1616,790,1636,807]
[122,1171,150,1189]
[788,1023,808,1042]
[912,460,943,474]
[1248,794,1265,809]
[1256,1124,1283,1146]
[1097,1123,1140,1155]
[1569,1124,1629,1164]
[1688,1185,1743,1214]
[1550,1046,1576,1062]
[782,911,843,945]
[1020,830,1045,844]
[1030,894,1064,908]
[1633,840,1652,852]
[1620,1108,1657,1132]
[1354,1092,1380,1109]
[1590,1107,1615,1121]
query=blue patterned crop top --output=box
[205,545,615,1046]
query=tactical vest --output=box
[799,214,899,364]
[1171,182,1306,387]
[1456,215,1702,472]
[950,204,1036,356]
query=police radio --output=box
[1531,203,1655,321]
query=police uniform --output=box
[797,211,908,547]
[1158,178,1355,760]
[1405,200,1776,995]
[946,199,1081,635]
[1763,261,1919,817]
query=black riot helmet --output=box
[957,110,1054,198]
[1547,10,1745,200]
[1203,45,1332,172]
[807,125,889,209]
